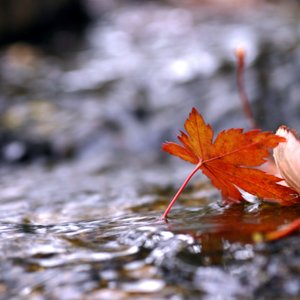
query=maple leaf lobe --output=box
[162,108,213,164]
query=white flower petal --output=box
[273,126,300,194]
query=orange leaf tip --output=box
[235,46,246,60]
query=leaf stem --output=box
[161,161,202,220]
[235,47,257,129]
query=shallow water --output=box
[0,160,300,299]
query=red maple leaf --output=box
[161,108,298,219]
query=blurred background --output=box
[1,0,300,165]
[2,2,300,298]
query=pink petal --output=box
[273,126,300,194]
